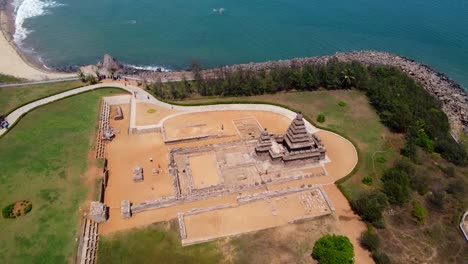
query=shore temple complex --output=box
[75,88,363,264]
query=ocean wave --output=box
[125,64,171,72]
[13,0,64,44]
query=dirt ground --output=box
[323,184,373,264]
[135,102,179,126]
[104,104,174,207]
[189,153,221,188]
[163,111,291,141]
[183,189,331,245]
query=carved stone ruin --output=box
[102,126,115,141]
[88,201,108,223]
[255,112,326,163]
[114,106,124,120]
[121,200,131,218]
[133,166,143,182]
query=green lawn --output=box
[0,88,124,263]
[98,222,223,264]
[0,80,84,114]
[171,90,400,197]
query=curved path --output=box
[0,82,319,137]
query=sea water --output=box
[12,0,468,88]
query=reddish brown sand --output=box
[104,104,174,208]
[163,111,291,141]
[99,106,368,262]
[324,184,373,264]
[135,103,179,126]
[183,189,331,245]
[189,154,221,188]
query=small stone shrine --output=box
[88,201,108,223]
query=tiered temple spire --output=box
[255,112,326,163]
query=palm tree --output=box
[77,70,85,82]
[340,69,355,88]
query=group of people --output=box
[0,116,9,129]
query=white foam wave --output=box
[13,0,64,44]
[125,64,171,72]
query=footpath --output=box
[0,82,318,137]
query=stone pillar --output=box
[121,200,131,219]
[89,201,108,223]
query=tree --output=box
[352,190,388,227]
[190,59,202,86]
[86,74,97,85]
[77,70,85,82]
[360,229,380,251]
[341,69,356,88]
[312,234,354,264]
[381,164,412,205]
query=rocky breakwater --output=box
[213,51,468,136]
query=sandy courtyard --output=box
[189,153,221,188]
[182,188,332,245]
[163,111,291,141]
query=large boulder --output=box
[98,54,123,74]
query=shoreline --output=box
[0,1,74,80]
[0,2,466,136]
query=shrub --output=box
[376,156,386,164]
[312,234,354,264]
[338,101,347,107]
[447,178,466,196]
[2,203,14,219]
[439,165,456,178]
[317,114,326,123]
[352,191,388,227]
[360,229,380,251]
[24,204,33,214]
[372,250,392,264]
[427,190,446,209]
[409,172,429,195]
[411,201,427,224]
[381,162,412,205]
[362,176,373,186]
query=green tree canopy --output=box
[312,234,354,264]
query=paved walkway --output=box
[0,82,318,137]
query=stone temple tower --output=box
[255,112,326,164]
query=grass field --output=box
[0,73,22,84]
[0,80,84,114]
[0,88,124,263]
[98,221,223,264]
[170,90,401,197]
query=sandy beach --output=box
[0,10,74,81]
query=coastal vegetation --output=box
[154,62,467,263]
[0,80,84,114]
[0,88,124,263]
